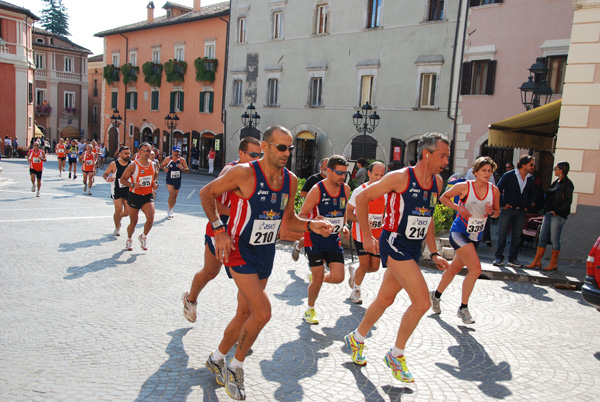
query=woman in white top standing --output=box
[430,157,501,324]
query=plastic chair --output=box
[520,215,543,251]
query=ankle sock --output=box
[353,285,361,291]
[229,357,243,370]
[435,290,442,299]
[391,346,405,358]
[353,330,365,343]
[213,348,226,361]
[460,303,468,310]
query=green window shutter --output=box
[209,92,214,113]
[199,91,205,112]
[179,92,184,112]
[125,93,130,109]
[170,92,175,112]
[133,92,138,110]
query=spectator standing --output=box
[525,161,574,271]
[12,137,18,157]
[493,155,536,268]
[354,158,368,185]
[4,136,12,158]
[207,147,216,173]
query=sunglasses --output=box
[266,142,294,152]
[141,148,151,153]
[331,168,348,176]
[244,151,264,158]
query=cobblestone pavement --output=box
[1,157,599,401]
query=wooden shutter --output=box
[485,60,497,95]
[469,0,481,7]
[133,92,138,110]
[169,92,175,112]
[125,92,130,109]
[209,92,214,113]
[460,62,472,95]
[199,91,205,112]
[179,92,184,112]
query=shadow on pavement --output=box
[64,250,140,280]
[135,327,217,402]
[59,234,117,252]
[500,281,553,302]
[594,352,600,361]
[273,269,309,307]
[434,317,512,399]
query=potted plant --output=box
[121,63,139,86]
[164,59,187,83]
[103,65,120,85]
[142,61,163,87]
[194,57,218,83]
[64,107,77,114]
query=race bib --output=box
[249,219,281,245]
[369,214,383,230]
[405,215,432,240]
[86,160,93,165]
[325,216,344,234]
[139,175,153,187]
[70,153,77,158]
[466,216,487,240]
[170,170,180,179]
[33,157,41,163]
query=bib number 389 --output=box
[405,216,431,240]
[250,219,282,245]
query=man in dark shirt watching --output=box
[291,157,329,261]
[493,155,535,267]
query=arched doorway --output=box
[108,126,120,158]
[294,131,317,179]
[351,134,377,160]
[200,132,216,170]
[142,127,153,144]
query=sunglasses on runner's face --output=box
[244,151,264,158]
[266,142,294,152]
[331,168,348,176]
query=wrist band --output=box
[430,252,440,258]
[306,220,312,232]
[213,227,226,235]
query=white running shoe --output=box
[430,291,441,314]
[167,210,174,219]
[36,191,40,197]
[138,234,148,250]
[87,189,92,195]
[114,228,120,237]
[350,288,362,304]
[182,291,197,323]
[31,184,35,192]
[83,184,87,192]
[125,239,133,251]
[457,307,475,324]
[291,240,300,261]
[224,363,245,400]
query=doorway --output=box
[200,132,216,169]
[294,131,317,179]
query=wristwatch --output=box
[211,219,224,231]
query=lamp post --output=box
[241,103,260,137]
[164,110,179,153]
[110,108,122,155]
[352,102,380,158]
[519,57,553,111]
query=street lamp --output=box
[519,57,553,111]
[164,110,179,152]
[241,103,260,137]
[110,108,122,154]
[352,102,380,158]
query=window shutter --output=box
[125,93,130,109]
[485,60,497,95]
[199,91,205,112]
[209,92,214,113]
[133,92,138,110]
[460,62,472,95]
[469,0,481,7]
[179,92,184,112]
[170,92,175,112]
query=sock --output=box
[435,290,442,299]
[391,346,405,358]
[306,305,314,312]
[213,348,226,362]
[229,357,243,370]
[353,285,361,291]
[353,330,365,343]
[460,303,468,310]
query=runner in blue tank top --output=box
[299,155,351,325]
[430,156,500,324]
[343,133,451,384]
[161,146,189,219]
[199,126,333,400]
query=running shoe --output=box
[167,210,174,219]
[507,259,523,268]
[457,307,475,324]
[383,350,414,383]
[36,191,40,197]
[73,175,77,180]
[223,363,245,400]
[68,173,71,179]
[492,258,504,267]
[31,184,35,192]
[430,291,441,314]
[304,307,319,325]
[182,291,197,323]
[306,272,312,284]
[344,332,367,366]
[291,240,300,262]
[205,353,225,385]
[347,265,355,289]
[83,184,87,193]
[350,288,362,304]
[138,234,148,250]
[113,228,120,237]
[87,189,92,196]
[125,239,133,251]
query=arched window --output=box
[351,135,377,160]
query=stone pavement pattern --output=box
[0,157,599,401]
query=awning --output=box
[34,125,44,137]
[488,99,561,151]
[60,126,80,138]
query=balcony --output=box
[35,104,52,116]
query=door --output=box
[200,132,216,169]
[351,134,377,160]
[389,138,406,169]
[293,131,317,179]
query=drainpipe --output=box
[120,33,129,148]
[219,11,230,168]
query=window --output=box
[205,44,215,59]
[315,5,329,34]
[200,91,214,113]
[360,75,374,106]
[428,0,444,21]
[64,92,75,108]
[151,90,160,111]
[273,12,283,39]
[92,106,98,123]
[65,57,74,73]
[238,17,247,43]
[93,79,98,97]
[267,79,279,106]
[170,91,184,112]
[460,60,497,95]
[126,92,138,110]
[152,49,160,63]
[470,0,503,6]
[111,92,118,109]
[35,53,45,69]
[175,46,185,61]
[129,51,137,66]
[112,54,119,66]
[420,73,437,108]
[36,89,46,105]
[233,79,243,105]
[28,83,33,104]
[310,77,323,106]
[547,55,567,95]
[367,0,382,28]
